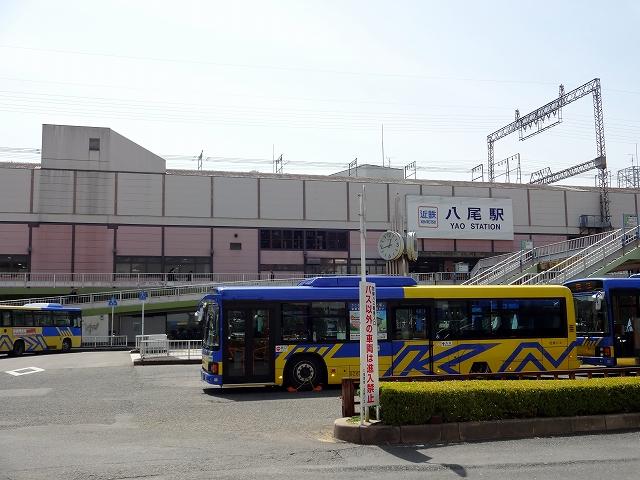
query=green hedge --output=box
[379,378,640,426]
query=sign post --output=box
[138,291,148,337]
[107,296,118,345]
[358,185,379,424]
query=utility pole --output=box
[381,124,385,167]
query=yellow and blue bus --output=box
[565,278,640,366]
[0,303,82,356]
[200,276,579,389]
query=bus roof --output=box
[201,276,415,301]
[297,276,417,287]
[565,277,640,290]
[0,303,82,311]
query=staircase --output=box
[464,230,620,285]
[512,226,640,285]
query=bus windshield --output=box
[202,302,220,349]
[574,292,609,335]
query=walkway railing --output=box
[0,272,466,309]
[81,335,128,348]
[515,225,640,285]
[0,271,306,288]
[139,339,202,360]
[411,272,470,284]
[464,229,622,285]
[0,278,306,307]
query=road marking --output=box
[5,366,45,376]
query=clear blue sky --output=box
[0,0,639,186]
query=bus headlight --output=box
[210,362,219,375]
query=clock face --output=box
[377,231,404,261]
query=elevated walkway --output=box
[511,226,640,285]
[0,273,466,313]
[464,229,631,285]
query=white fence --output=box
[139,339,202,360]
[0,271,305,288]
[81,335,128,348]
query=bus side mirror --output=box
[593,292,604,311]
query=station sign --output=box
[406,195,514,240]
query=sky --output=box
[0,0,639,186]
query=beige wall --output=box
[305,180,347,221]
[76,171,115,215]
[213,176,258,218]
[164,175,211,218]
[117,173,163,216]
[259,178,304,220]
[0,168,31,213]
[529,189,566,227]
[37,169,74,214]
[348,182,387,222]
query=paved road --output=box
[1,351,639,479]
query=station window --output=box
[0,255,28,273]
[260,229,348,251]
[89,138,100,151]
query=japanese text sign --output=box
[406,195,514,240]
[359,281,379,408]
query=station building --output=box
[0,124,638,278]
[0,124,638,339]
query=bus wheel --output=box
[286,356,323,391]
[12,340,25,357]
[61,338,72,353]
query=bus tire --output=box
[61,338,72,353]
[285,355,325,390]
[12,340,25,357]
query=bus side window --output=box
[34,312,51,327]
[53,312,70,327]
[393,307,426,340]
[0,311,11,327]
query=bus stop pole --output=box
[110,304,114,346]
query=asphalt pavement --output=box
[1,351,639,479]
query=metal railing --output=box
[81,335,128,348]
[515,225,640,285]
[341,366,640,417]
[411,272,470,284]
[465,229,622,285]
[139,339,202,360]
[135,334,168,349]
[0,272,466,309]
[0,278,306,307]
[0,271,307,288]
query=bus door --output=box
[431,300,464,374]
[610,289,640,364]
[223,307,275,384]
[391,305,432,377]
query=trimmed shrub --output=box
[379,378,640,426]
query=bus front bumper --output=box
[201,369,223,387]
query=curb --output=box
[334,413,640,445]
[132,358,201,366]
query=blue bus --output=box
[565,278,640,366]
[199,276,411,389]
[200,276,579,389]
[0,303,82,356]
